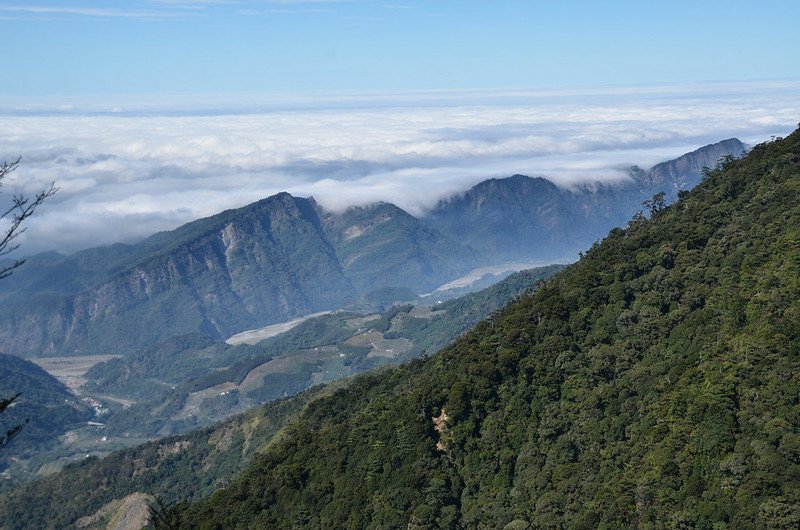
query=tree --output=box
[0,158,57,448]
[642,191,667,216]
[0,158,58,279]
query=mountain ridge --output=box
[427,138,747,261]
[0,138,746,356]
[159,130,799,528]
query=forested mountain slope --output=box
[0,382,333,529]
[0,266,562,527]
[0,354,93,475]
[167,130,799,528]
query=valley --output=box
[1,130,796,529]
[2,134,792,529]
[424,260,554,295]
[31,355,122,391]
[156,128,800,529]
[0,266,563,488]
[3,2,796,527]
[225,311,334,346]
[0,138,744,359]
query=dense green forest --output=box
[160,129,800,528]
[0,267,562,527]
[0,354,93,474]
[0,382,337,528]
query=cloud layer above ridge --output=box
[1,81,797,254]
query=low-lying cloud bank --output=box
[1,81,797,254]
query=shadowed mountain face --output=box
[0,354,93,471]
[428,138,748,260]
[321,202,476,293]
[0,194,355,356]
[0,195,475,356]
[637,137,748,192]
[428,175,568,259]
[0,139,746,356]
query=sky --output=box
[3,0,800,95]
[0,1,799,254]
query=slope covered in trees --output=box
[0,382,332,528]
[0,266,562,526]
[0,354,93,475]
[167,130,799,528]
[72,265,562,440]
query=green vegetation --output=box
[0,394,26,450]
[406,265,564,354]
[0,354,93,475]
[0,382,343,529]
[0,265,562,525]
[159,130,800,528]
[81,267,562,440]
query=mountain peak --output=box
[435,174,556,209]
[637,137,748,192]
[161,128,800,530]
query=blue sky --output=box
[3,0,800,97]
[1,2,799,254]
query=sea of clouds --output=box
[0,80,797,254]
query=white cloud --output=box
[0,5,177,18]
[0,81,797,254]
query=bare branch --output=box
[0,158,58,278]
[0,158,54,451]
[0,157,22,181]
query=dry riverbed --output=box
[32,355,122,391]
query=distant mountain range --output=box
[151,130,796,528]
[0,138,746,356]
[429,138,747,260]
[0,127,787,529]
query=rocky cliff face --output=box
[321,202,476,292]
[0,194,354,355]
[0,139,748,356]
[637,138,747,193]
[427,138,748,261]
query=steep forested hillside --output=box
[0,382,336,529]
[0,266,562,527]
[0,354,93,474]
[165,130,799,528]
[71,266,560,439]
